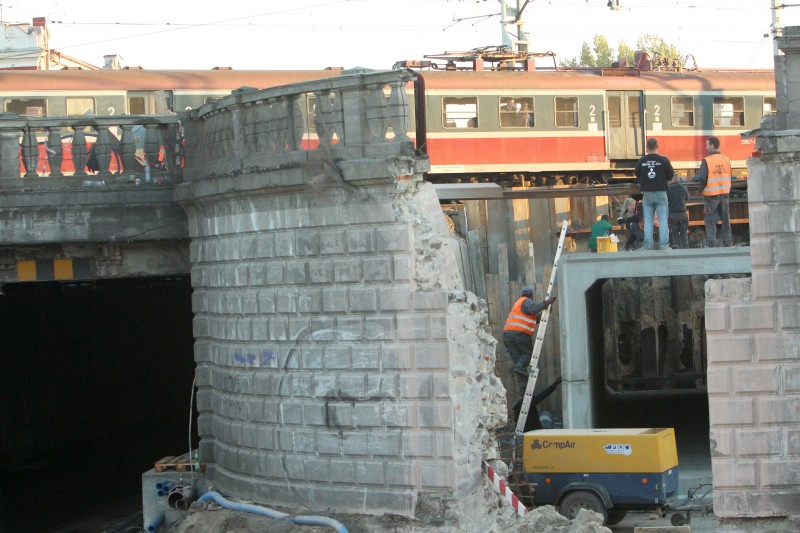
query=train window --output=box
[499,96,534,128]
[129,96,146,115]
[5,98,46,117]
[307,95,317,133]
[627,95,641,127]
[713,97,744,127]
[763,97,777,116]
[671,96,694,127]
[66,97,95,116]
[126,91,173,114]
[607,96,621,128]
[554,97,578,128]
[307,93,339,136]
[443,96,478,129]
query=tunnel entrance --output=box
[0,276,196,532]
[585,275,711,462]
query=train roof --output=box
[416,68,777,92]
[0,69,345,91]
[0,67,776,93]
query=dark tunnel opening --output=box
[585,276,711,461]
[0,276,196,532]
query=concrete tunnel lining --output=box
[557,246,752,428]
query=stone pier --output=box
[706,29,800,522]
[176,69,507,528]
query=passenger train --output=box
[1,64,776,185]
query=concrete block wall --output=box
[705,28,800,520]
[183,176,505,524]
[176,69,507,529]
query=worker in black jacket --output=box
[513,376,563,432]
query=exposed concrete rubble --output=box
[448,291,509,461]
[393,176,509,456]
[392,174,510,529]
[444,291,509,529]
[393,176,464,292]
[173,477,611,533]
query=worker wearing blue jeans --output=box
[635,137,674,250]
[642,191,670,250]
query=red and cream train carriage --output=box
[0,66,776,184]
[414,68,775,185]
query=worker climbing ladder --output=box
[515,220,569,436]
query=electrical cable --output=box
[189,375,196,484]
[39,0,356,52]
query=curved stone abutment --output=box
[176,69,507,529]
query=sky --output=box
[5,0,800,71]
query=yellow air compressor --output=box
[523,427,679,526]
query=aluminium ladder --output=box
[514,219,568,436]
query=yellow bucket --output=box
[597,236,618,253]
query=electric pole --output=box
[499,0,621,54]
[771,0,782,58]
[500,0,530,53]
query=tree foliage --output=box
[593,35,615,68]
[636,34,681,61]
[560,33,682,67]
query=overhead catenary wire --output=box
[7,0,791,70]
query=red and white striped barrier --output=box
[484,462,527,517]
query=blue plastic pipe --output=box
[145,513,163,533]
[198,491,349,533]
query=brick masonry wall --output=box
[706,30,800,519]
[181,165,506,525]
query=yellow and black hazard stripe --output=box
[16,258,91,282]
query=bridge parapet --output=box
[183,69,417,186]
[0,113,188,280]
[0,113,183,185]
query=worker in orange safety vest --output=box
[503,287,557,378]
[692,135,732,247]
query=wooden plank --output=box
[155,453,187,469]
[512,197,532,283]
[487,274,518,406]
[467,230,487,300]
[541,264,555,392]
[525,242,536,290]
[542,266,554,297]
[561,218,749,236]
[510,281,522,302]
[464,200,486,246]
[154,455,180,471]
[498,243,510,322]
[154,452,206,473]
[457,238,472,294]
[486,274,501,333]
[487,201,510,276]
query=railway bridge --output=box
[1,43,799,531]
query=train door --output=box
[127,90,174,114]
[605,91,644,159]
